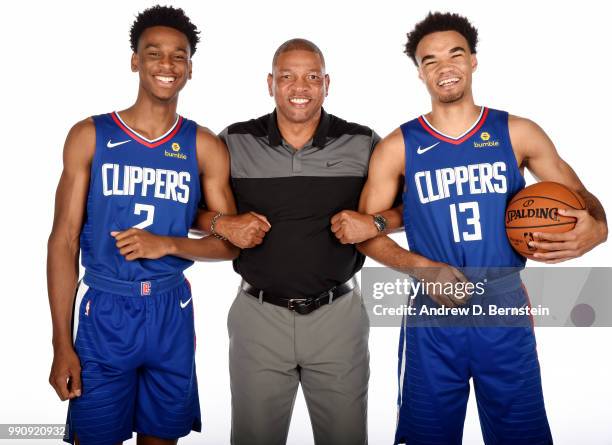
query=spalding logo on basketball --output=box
[505,181,585,258]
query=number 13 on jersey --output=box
[449,202,482,242]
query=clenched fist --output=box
[331,210,379,244]
[215,212,271,249]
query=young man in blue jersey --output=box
[338,12,608,445]
[46,6,250,445]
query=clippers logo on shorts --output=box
[79,112,201,282]
[141,281,152,296]
[401,107,527,267]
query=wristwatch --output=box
[373,214,387,233]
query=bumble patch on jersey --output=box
[165,141,187,160]
[474,131,500,148]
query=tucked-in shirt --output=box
[219,109,380,298]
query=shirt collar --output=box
[267,108,331,149]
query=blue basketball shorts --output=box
[63,271,201,445]
[395,281,553,445]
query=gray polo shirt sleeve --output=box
[371,130,382,153]
[218,126,229,144]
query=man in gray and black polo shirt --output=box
[223,109,373,444]
[209,39,396,445]
[222,107,376,298]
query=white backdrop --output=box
[0,1,611,444]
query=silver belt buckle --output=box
[287,298,308,311]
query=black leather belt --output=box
[240,277,357,315]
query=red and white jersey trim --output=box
[418,106,488,145]
[111,111,183,148]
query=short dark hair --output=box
[404,12,478,65]
[272,38,326,70]
[130,5,200,55]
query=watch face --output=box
[374,215,387,232]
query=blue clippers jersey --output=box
[401,107,525,268]
[80,112,201,281]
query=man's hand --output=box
[215,212,271,249]
[49,346,81,401]
[331,210,378,244]
[530,208,608,263]
[111,228,172,261]
[413,261,471,307]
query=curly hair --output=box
[405,12,478,65]
[130,5,200,55]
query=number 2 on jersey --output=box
[449,202,482,242]
[133,203,155,229]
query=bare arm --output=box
[355,128,427,269]
[330,127,405,245]
[170,127,240,260]
[355,129,468,306]
[188,128,272,249]
[190,127,240,236]
[510,116,608,262]
[47,118,95,400]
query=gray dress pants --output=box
[228,284,370,445]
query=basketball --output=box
[505,182,585,258]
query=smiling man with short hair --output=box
[47,6,238,445]
[219,38,380,445]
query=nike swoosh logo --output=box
[180,297,192,309]
[107,139,131,149]
[326,160,343,167]
[416,142,440,155]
